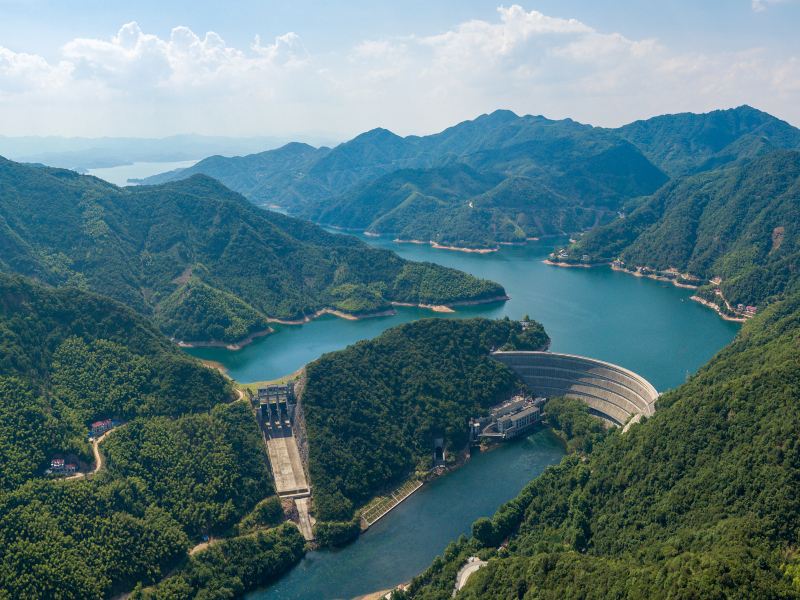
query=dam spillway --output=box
[492,351,658,426]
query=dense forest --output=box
[0,273,231,491]
[566,150,800,308]
[0,274,302,598]
[0,157,504,343]
[404,291,800,599]
[140,106,800,249]
[301,317,549,522]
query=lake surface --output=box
[86,159,197,186]
[187,234,739,599]
[252,429,565,600]
[186,235,740,391]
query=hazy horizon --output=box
[0,1,798,140]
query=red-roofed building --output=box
[50,458,65,472]
[64,463,77,474]
[91,419,113,437]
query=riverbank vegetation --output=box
[130,523,305,599]
[405,291,800,598]
[544,397,609,454]
[301,318,549,523]
[0,156,504,344]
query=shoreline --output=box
[609,264,700,289]
[176,327,274,351]
[542,259,592,269]
[544,259,702,289]
[177,296,509,352]
[544,259,752,324]
[690,295,748,323]
[394,238,499,254]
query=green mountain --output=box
[301,317,549,524]
[0,273,304,598]
[567,150,800,308]
[405,291,800,599]
[140,111,669,247]
[0,157,504,344]
[139,106,800,249]
[0,272,231,491]
[134,141,331,204]
[616,105,800,177]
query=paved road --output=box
[454,557,487,594]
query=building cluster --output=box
[91,418,113,438]
[48,458,77,475]
[470,395,546,443]
[736,303,758,317]
[258,384,296,435]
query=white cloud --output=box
[751,0,795,12]
[0,6,797,137]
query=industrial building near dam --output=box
[492,351,659,428]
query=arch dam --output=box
[492,351,658,429]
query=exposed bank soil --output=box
[175,296,510,352]
[542,259,592,268]
[176,327,273,351]
[609,264,701,289]
[544,259,703,290]
[394,238,499,253]
[690,295,748,323]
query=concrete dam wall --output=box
[492,351,658,426]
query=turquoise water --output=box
[186,236,740,391]
[252,430,565,600]
[189,235,740,599]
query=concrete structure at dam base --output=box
[492,351,659,428]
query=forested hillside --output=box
[301,318,549,523]
[405,291,800,599]
[616,105,800,176]
[0,274,303,598]
[0,273,230,491]
[0,157,504,343]
[566,150,800,308]
[140,106,800,249]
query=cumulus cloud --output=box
[0,6,797,137]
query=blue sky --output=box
[0,0,798,138]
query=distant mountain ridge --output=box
[139,105,800,248]
[0,157,504,344]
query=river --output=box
[184,234,739,599]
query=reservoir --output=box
[87,159,198,186]
[187,236,740,391]
[187,234,740,599]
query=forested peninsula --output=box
[300,318,549,534]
